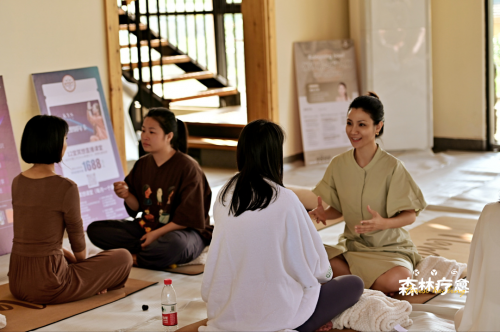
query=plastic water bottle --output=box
[161,278,178,331]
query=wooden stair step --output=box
[147,71,214,84]
[122,55,191,69]
[120,39,169,49]
[188,136,238,151]
[177,106,246,126]
[119,23,148,31]
[167,87,238,103]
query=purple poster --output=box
[0,77,22,255]
[32,67,128,228]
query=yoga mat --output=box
[393,216,476,304]
[0,278,157,331]
[164,264,204,275]
[164,247,208,275]
[409,216,476,263]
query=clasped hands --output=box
[308,197,387,233]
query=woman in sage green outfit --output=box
[299,92,427,296]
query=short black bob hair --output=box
[21,115,68,164]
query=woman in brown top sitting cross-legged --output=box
[87,108,212,270]
[9,115,133,305]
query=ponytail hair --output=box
[144,108,188,153]
[176,118,188,153]
[348,91,385,136]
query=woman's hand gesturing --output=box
[114,181,130,199]
[309,197,327,225]
[355,205,388,234]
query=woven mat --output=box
[0,278,156,331]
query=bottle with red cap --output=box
[161,278,177,330]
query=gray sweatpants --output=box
[296,275,364,332]
[87,219,205,270]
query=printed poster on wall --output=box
[32,67,128,228]
[0,77,22,255]
[294,40,359,165]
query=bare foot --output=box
[316,321,333,331]
[97,289,107,295]
[132,254,138,267]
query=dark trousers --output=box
[87,220,205,270]
[296,275,364,332]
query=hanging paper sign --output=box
[294,40,359,165]
[32,67,128,228]
[0,77,22,255]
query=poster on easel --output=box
[0,77,22,255]
[294,40,359,165]
[32,67,128,228]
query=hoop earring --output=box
[376,132,380,136]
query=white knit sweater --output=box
[200,183,332,331]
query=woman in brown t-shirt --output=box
[87,108,212,270]
[9,115,132,304]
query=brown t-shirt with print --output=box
[125,152,213,243]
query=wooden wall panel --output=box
[242,0,279,123]
[104,0,127,171]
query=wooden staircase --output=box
[118,3,244,165]
[118,13,240,109]
[177,106,245,168]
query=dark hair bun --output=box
[366,91,380,100]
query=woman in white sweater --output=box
[200,120,364,332]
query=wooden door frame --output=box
[242,0,279,123]
[104,0,127,171]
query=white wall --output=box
[350,0,433,151]
[274,0,350,158]
[0,0,110,170]
[273,0,487,157]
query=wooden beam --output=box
[241,0,279,123]
[104,0,127,172]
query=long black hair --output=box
[21,115,68,164]
[144,108,188,153]
[219,119,285,217]
[348,92,385,136]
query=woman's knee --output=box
[388,267,411,289]
[106,248,133,267]
[373,266,411,293]
[86,221,98,238]
[157,231,187,249]
[330,256,351,276]
[337,275,364,301]
[86,221,105,241]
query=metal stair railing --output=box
[118,0,244,120]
